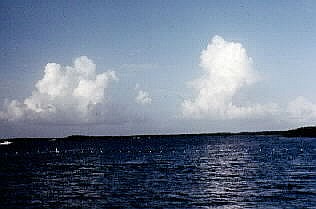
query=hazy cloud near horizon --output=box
[286,96,316,123]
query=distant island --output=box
[3,126,316,141]
[230,126,316,138]
[63,126,316,139]
[280,126,316,137]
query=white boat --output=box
[0,141,13,145]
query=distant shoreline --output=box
[3,126,316,141]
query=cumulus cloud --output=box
[0,56,118,123]
[134,83,152,105]
[182,35,278,119]
[135,90,152,105]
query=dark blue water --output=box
[0,135,316,208]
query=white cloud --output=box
[182,35,278,119]
[287,96,316,123]
[135,90,152,105]
[0,56,118,123]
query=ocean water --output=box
[0,135,316,209]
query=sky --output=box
[1,0,316,137]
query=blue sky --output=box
[1,0,316,137]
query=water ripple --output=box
[0,136,316,208]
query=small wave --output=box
[123,160,148,165]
